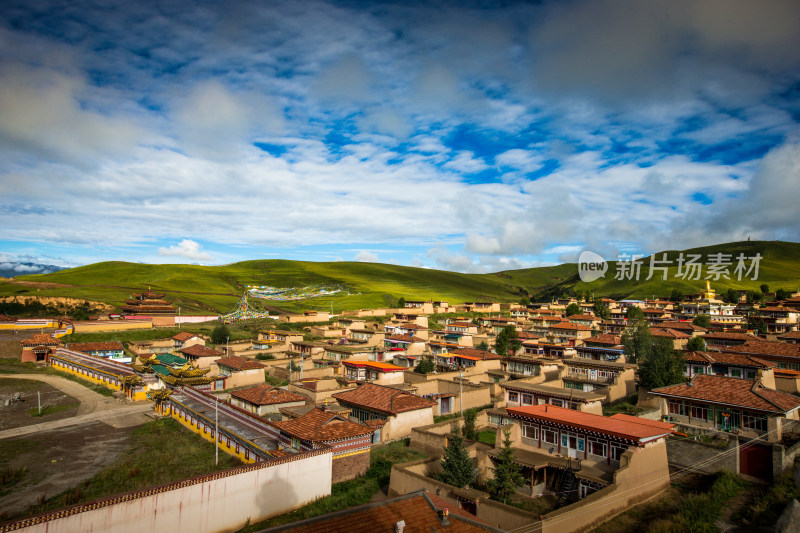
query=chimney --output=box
[394,520,406,533]
[437,509,450,526]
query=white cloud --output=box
[158,240,213,262]
[355,251,378,262]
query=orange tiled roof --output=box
[584,334,622,345]
[333,383,435,415]
[172,331,199,342]
[704,332,758,341]
[230,384,307,406]
[67,341,123,352]
[683,351,773,368]
[724,340,800,360]
[341,361,405,372]
[652,374,800,413]
[270,490,495,532]
[272,408,372,442]
[180,345,224,358]
[215,356,265,371]
[778,331,800,339]
[508,404,673,442]
[650,328,690,339]
[549,322,592,331]
[21,334,62,346]
[385,334,425,343]
[450,348,501,360]
[658,321,707,332]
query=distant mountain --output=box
[0,261,66,278]
[2,240,799,314]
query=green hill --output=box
[1,241,798,315]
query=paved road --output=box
[0,374,154,440]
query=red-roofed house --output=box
[66,341,127,363]
[333,382,435,441]
[488,404,672,507]
[180,344,225,369]
[213,356,266,389]
[271,407,374,482]
[20,333,62,363]
[229,384,307,416]
[650,374,800,441]
[342,360,406,385]
[683,351,774,379]
[172,331,205,351]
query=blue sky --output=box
[1,0,799,273]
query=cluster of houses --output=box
[9,283,800,532]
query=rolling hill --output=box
[1,241,798,315]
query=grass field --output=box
[15,418,241,520]
[2,240,799,315]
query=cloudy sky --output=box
[1,0,799,273]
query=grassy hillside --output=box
[2,241,799,315]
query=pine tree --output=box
[461,410,477,440]
[488,428,525,503]
[437,430,475,488]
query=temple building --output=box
[121,289,177,317]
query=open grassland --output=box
[3,241,799,315]
[9,418,241,521]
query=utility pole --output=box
[226,335,229,357]
[299,353,304,381]
[38,390,41,415]
[178,306,181,330]
[459,370,463,418]
[215,397,219,466]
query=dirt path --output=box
[0,374,127,416]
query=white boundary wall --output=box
[3,450,332,533]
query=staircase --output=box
[556,460,581,508]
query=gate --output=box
[739,441,772,481]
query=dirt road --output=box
[0,374,153,440]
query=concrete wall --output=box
[775,376,800,395]
[384,407,434,442]
[5,451,332,533]
[72,320,154,333]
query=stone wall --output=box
[331,450,371,483]
[666,435,738,474]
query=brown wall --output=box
[331,450,370,483]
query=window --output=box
[291,437,301,449]
[668,399,684,415]
[690,403,710,421]
[561,434,568,447]
[730,368,742,378]
[588,439,607,457]
[523,424,539,440]
[508,391,519,403]
[550,399,564,407]
[742,413,767,432]
[543,429,557,445]
[522,393,533,405]
[611,444,627,462]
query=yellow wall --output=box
[160,403,265,464]
[72,320,153,333]
[50,359,149,401]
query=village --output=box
[3,281,800,533]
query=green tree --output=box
[760,284,770,295]
[686,336,706,352]
[626,306,645,320]
[437,430,475,488]
[747,313,768,335]
[518,296,530,306]
[747,291,765,305]
[476,340,490,351]
[622,317,651,364]
[723,288,739,304]
[488,428,524,504]
[593,300,611,319]
[692,314,711,329]
[776,288,792,301]
[495,325,521,356]
[565,303,582,316]
[414,358,435,374]
[638,337,685,389]
[397,297,406,308]
[670,288,683,302]
[211,322,230,345]
[461,410,477,441]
